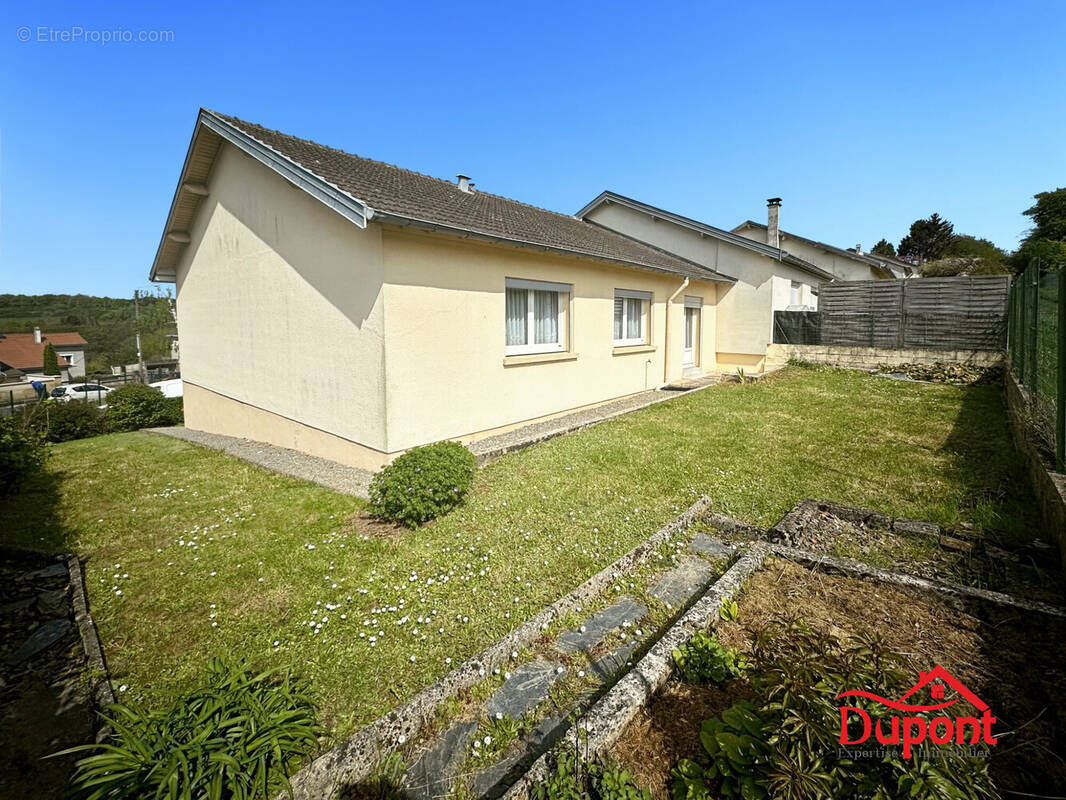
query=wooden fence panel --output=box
[774,275,1009,351]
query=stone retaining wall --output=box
[1003,367,1066,564]
[765,344,1003,371]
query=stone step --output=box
[556,597,646,653]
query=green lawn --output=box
[0,365,1036,741]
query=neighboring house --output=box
[576,192,835,372]
[149,110,735,470]
[0,328,87,380]
[732,201,915,280]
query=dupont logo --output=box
[837,665,997,758]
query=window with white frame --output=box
[613,289,651,346]
[505,278,569,356]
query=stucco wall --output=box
[56,348,86,377]
[585,203,825,356]
[734,226,873,282]
[379,227,720,451]
[174,143,388,452]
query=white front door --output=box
[682,306,698,367]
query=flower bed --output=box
[608,558,1066,798]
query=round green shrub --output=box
[0,417,48,496]
[28,401,106,443]
[369,441,476,527]
[104,383,171,431]
[159,396,184,426]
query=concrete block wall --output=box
[765,344,1003,371]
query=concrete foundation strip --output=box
[771,545,1066,618]
[65,553,117,732]
[500,543,771,800]
[283,494,715,799]
[472,380,727,466]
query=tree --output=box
[870,239,896,257]
[1024,187,1066,242]
[42,342,59,376]
[897,213,955,264]
[943,234,1007,271]
[1012,187,1066,271]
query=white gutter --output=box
[663,277,689,384]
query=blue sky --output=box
[1,0,1064,297]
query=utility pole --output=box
[134,289,146,383]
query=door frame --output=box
[682,296,701,368]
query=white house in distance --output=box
[576,193,838,373]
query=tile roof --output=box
[209,112,734,283]
[0,333,83,370]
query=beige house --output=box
[150,110,735,470]
[732,203,914,281]
[576,193,837,372]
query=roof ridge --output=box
[211,111,588,224]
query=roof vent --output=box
[457,174,472,193]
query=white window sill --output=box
[612,344,656,355]
[503,351,579,367]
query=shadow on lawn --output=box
[0,467,77,555]
[940,380,1042,543]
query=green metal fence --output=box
[1008,258,1066,470]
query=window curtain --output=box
[613,297,624,340]
[626,297,642,340]
[533,290,559,344]
[506,288,527,346]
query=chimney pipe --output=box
[766,198,782,248]
[855,244,863,255]
[457,174,472,193]
[33,327,42,344]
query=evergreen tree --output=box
[897,213,955,263]
[42,342,59,376]
[870,239,896,257]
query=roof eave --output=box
[372,211,736,284]
[580,192,831,282]
[149,110,373,283]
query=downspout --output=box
[663,277,690,384]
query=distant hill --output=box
[0,292,176,374]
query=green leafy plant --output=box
[104,383,172,431]
[591,764,652,800]
[672,618,997,800]
[369,441,476,527]
[0,416,48,496]
[533,749,651,800]
[735,367,747,384]
[23,401,106,442]
[533,750,587,800]
[673,701,768,800]
[719,599,739,622]
[672,632,745,684]
[57,658,320,800]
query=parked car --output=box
[54,383,112,404]
[149,378,183,398]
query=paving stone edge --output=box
[500,543,771,800]
[281,494,715,800]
